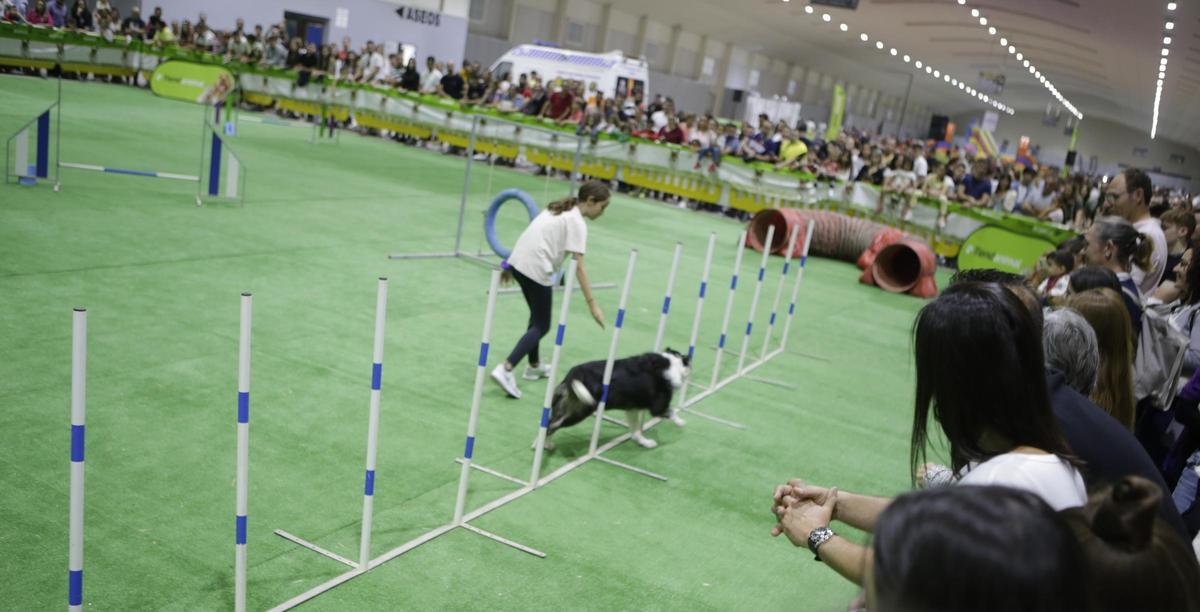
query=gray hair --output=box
[1043,308,1100,396]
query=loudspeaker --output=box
[731,90,744,103]
[1065,151,1077,166]
[928,115,949,141]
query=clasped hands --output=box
[769,478,838,547]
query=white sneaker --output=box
[522,363,551,381]
[490,365,522,399]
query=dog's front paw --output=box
[533,437,556,451]
[632,434,658,449]
[671,415,687,427]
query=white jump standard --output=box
[68,308,87,612]
[234,293,252,612]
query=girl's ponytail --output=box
[547,196,579,214]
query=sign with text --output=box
[394,6,441,27]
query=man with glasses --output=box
[1102,168,1168,294]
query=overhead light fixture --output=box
[1008,45,1016,54]
[915,60,923,68]
[1165,20,1175,30]
[1164,36,1172,44]
[1167,1,1176,9]
[822,13,831,22]
[860,33,869,41]
[933,69,940,77]
[999,37,1007,46]
[979,17,987,25]
[988,26,996,35]
[903,54,911,62]
[840,23,848,31]
[1162,48,1170,56]
[970,8,979,17]
[804,5,813,13]
[890,48,898,56]
[876,41,884,49]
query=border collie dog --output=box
[544,350,690,450]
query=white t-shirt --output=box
[650,110,668,131]
[1133,217,1169,294]
[1025,182,1056,213]
[958,452,1087,510]
[507,207,588,286]
[913,155,928,178]
[421,68,443,93]
[366,52,386,82]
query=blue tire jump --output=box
[485,189,540,259]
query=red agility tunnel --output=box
[869,239,938,298]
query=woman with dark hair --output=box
[491,181,609,400]
[1066,289,1137,430]
[1065,476,1200,611]
[869,486,1085,612]
[770,283,1085,585]
[1085,215,1153,332]
[1167,249,1200,374]
[399,57,420,92]
[1069,265,1122,294]
[67,0,91,30]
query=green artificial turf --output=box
[0,74,949,611]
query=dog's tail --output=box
[569,380,597,406]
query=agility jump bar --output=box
[58,162,199,182]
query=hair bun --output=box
[1090,476,1160,550]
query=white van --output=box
[488,44,650,101]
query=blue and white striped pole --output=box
[652,243,682,352]
[673,232,715,424]
[453,270,501,524]
[760,224,802,360]
[530,258,578,487]
[588,250,637,454]
[777,223,816,353]
[358,278,389,568]
[68,308,86,612]
[234,293,251,612]
[709,232,747,388]
[736,224,775,375]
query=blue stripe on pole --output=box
[104,167,158,177]
[730,275,738,290]
[687,345,695,360]
[783,262,790,275]
[758,268,765,282]
[719,333,726,348]
[237,392,249,424]
[477,342,489,367]
[699,281,707,298]
[789,303,796,315]
[208,132,222,196]
[364,469,375,496]
[68,570,82,606]
[600,383,610,404]
[801,255,808,267]
[235,515,247,545]
[555,323,565,346]
[540,406,550,428]
[770,312,777,326]
[745,322,753,336]
[661,296,671,315]
[70,425,85,462]
[615,308,625,328]
[371,363,382,391]
[464,436,475,459]
[36,111,49,178]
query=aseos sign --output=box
[394,6,441,27]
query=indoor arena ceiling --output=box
[604,0,1188,146]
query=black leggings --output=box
[505,268,553,367]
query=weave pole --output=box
[759,224,803,360]
[774,222,816,355]
[652,243,682,352]
[709,232,747,388]
[588,251,638,455]
[68,308,86,612]
[672,232,716,424]
[735,225,775,375]
[358,278,389,568]
[530,258,578,487]
[235,293,252,612]
[453,270,502,524]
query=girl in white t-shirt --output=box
[491,181,610,399]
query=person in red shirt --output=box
[26,0,54,25]
[540,83,574,121]
[657,115,684,145]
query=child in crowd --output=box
[691,117,721,173]
[1037,250,1075,300]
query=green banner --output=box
[957,225,1056,274]
[826,84,845,141]
[151,61,235,105]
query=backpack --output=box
[1128,291,1190,410]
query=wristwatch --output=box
[807,526,835,561]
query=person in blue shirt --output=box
[956,158,994,208]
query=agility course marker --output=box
[735,225,775,376]
[5,102,57,186]
[530,258,578,486]
[58,163,199,182]
[200,121,247,205]
[673,232,716,420]
[358,278,389,568]
[235,293,251,612]
[759,224,803,360]
[68,308,86,612]
[709,232,747,389]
